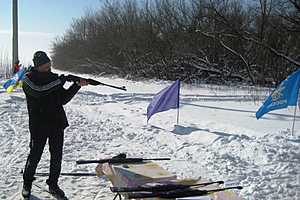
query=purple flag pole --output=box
[176,81,180,125]
[177,106,179,125]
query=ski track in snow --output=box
[0,82,299,200]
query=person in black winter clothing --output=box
[22,51,88,199]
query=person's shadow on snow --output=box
[28,195,42,200]
[171,125,203,135]
[171,124,250,139]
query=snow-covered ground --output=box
[0,71,299,200]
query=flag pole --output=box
[292,90,300,136]
[176,80,181,125]
[177,107,179,125]
[292,105,297,136]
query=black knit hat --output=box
[33,51,50,67]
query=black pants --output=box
[23,126,64,186]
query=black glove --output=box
[65,74,82,83]
[59,74,67,85]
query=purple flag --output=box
[147,80,180,121]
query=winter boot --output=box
[47,182,66,199]
[22,181,32,199]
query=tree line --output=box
[51,0,300,86]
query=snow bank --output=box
[0,76,299,199]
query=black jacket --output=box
[22,70,80,130]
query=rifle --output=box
[127,186,243,199]
[20,170,96,177]
[110,180,224,193]
[64,74,127,91]
[76,157,171,165]
[35,172,97,177]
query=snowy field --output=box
[0,71,299,200]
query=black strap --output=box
[113,193,122,200]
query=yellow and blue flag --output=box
[3,67,26,93]
[256,69,300,119]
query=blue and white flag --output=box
[256,69,300,119]
[147,80,180,121]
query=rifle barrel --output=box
[76,159,109,164]
[143,158,171,161]
[102,83,127,91]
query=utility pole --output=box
[12,0,19,73]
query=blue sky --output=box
[0,0,102,64]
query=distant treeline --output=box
[52,0,300,86]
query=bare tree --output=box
[51,0,300,86]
